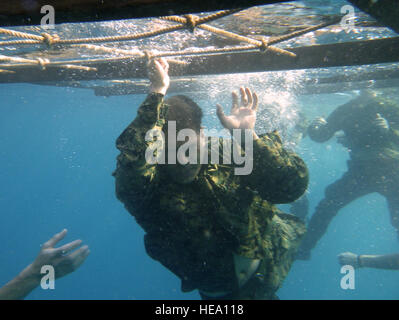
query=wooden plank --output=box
[0,0,285,27]
[0,37,398,84]
[90,78,399,97]
[90,71,399,97]
[33,62,399,97]
[303,67,399,86]
[301,79,399,95]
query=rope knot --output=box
[184,14,197,32]
[259,38,269,52]
[41,33,59,46]
[36,57,50,70]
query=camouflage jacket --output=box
[114,93,308,295]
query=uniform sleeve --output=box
[240,131,308,204]
[114,93,167,195]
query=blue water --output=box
[1,0,399,299]
[1,83,398,300]
[0,85,197,299]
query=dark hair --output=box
[164,95,203,133]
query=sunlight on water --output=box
[170,70,306,148]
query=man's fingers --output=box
[216,104,225,119]
[56,239,83,256]
[147,58,158,71]
[153,60,164,75]
[154,58,169,76]
[158,58,169,73]
[231,92,239,112]
[158,57,166,68]
[240,87,248,106]
[252,92,258,111]
[216,104,229,128]
[42,229,67,249]
[245,87,252,108]
[69,245,90,269]
[147,60,157,78]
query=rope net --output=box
[0,6,343,74]
[0,2,394,93]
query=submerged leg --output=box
[297,169,373,259]
[377,170,399,237]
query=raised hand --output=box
[148,57,170,95]
[0,229,89,300]
[216,87,259,134]
[31,229,90,279]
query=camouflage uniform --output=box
[301,94,399,253]
[113,93,308,299]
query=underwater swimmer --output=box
[297,91,399,260]
[114,58,308,299]
[0,229,89,300]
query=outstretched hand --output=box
[148,57,170,95]
[338,252,360,268]
[216,87,259,138]
[30,229,89,279]
[0,229,89,300]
